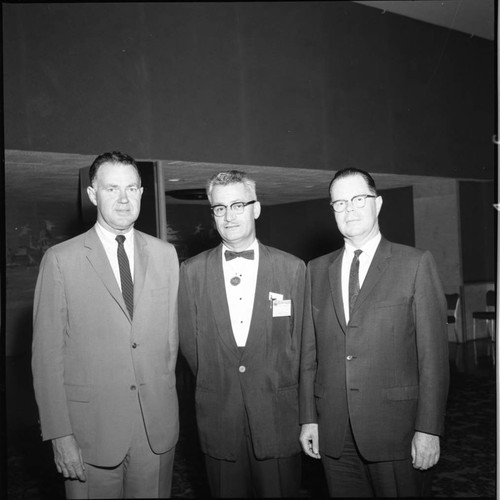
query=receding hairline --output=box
[329,169,378,197]
[89,151,141,187]
[91,160,142,187]
[206,170,257,203]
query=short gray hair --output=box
[206,170,257,204]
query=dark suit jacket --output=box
[179,242,306,460]
[32,227,179,466]
[299,237,449,462]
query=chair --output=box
[445,293,460,343]
[472,290,496,363]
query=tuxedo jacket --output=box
[178,242,306,461]
[32,226,179,466]
[299,237,449,462]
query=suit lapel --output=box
[351,238,392,315]
[244,243,273,353]
[328,249,347,333]
[208,245,241,358]
[84,227,131,321]
[133,230,148,314]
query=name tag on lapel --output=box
[272,299,291,317]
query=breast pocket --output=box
[150,287,169,297]
[375,298,411,310]
[64,383,90,403]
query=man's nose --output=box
[224,207,236,221]
[118,190,129,202]
[345,199,355,212]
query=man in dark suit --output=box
[32,152,179,498]
[179,170,306,497]
[299,167,449,497]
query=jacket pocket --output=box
[375,298,410,309]
[64,384,90,402]
[385,385,419,401]
[313,382,326,398]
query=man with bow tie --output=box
[179,170,306,497]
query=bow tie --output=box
[225,249,255,261]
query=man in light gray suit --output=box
[32,151,179,498]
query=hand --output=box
[52,434,87,481]
[411,431,440,470]
[299,423,321,459]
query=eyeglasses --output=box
[329,194,377,213]
[210,200,257,217]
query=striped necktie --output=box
[348,249,363,316]
[116,235,134,319]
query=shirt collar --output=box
[345,232,381,259]
[95,222,134,246]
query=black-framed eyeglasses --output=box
[329,194,377,213]
[210,200,257,217]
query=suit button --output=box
[346,355,353,361]
[130,385,137,391]
[132,343,137,349]
[239,365,246,373]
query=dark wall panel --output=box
[259,186,414,262]
[4,2,495,180]
[459,181,496,282]
[166,186,415,264]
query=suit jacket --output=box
[299,237,449,462]
[32,226,179,466]
[178,242,305,460]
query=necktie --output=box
[116,235,134,319]
[348,250,363,316]
[225,249,255,261]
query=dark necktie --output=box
[348,249,363,316]
[116,235,134,319]
[224,249,255,261]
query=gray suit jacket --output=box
[179,242,305,460]
[32,226,179,466]
[299,238,449,462]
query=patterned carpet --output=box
[5,342,496,498]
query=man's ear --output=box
[87,186,98,207]
[376,195,383,216]
[253,201,261,220]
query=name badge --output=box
[272,299,292,317]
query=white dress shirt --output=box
[95,222,135,291]
[341,232,381,324]
[222,239,259,347]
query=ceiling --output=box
[4,150,480,207]
[355,0,495,41]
